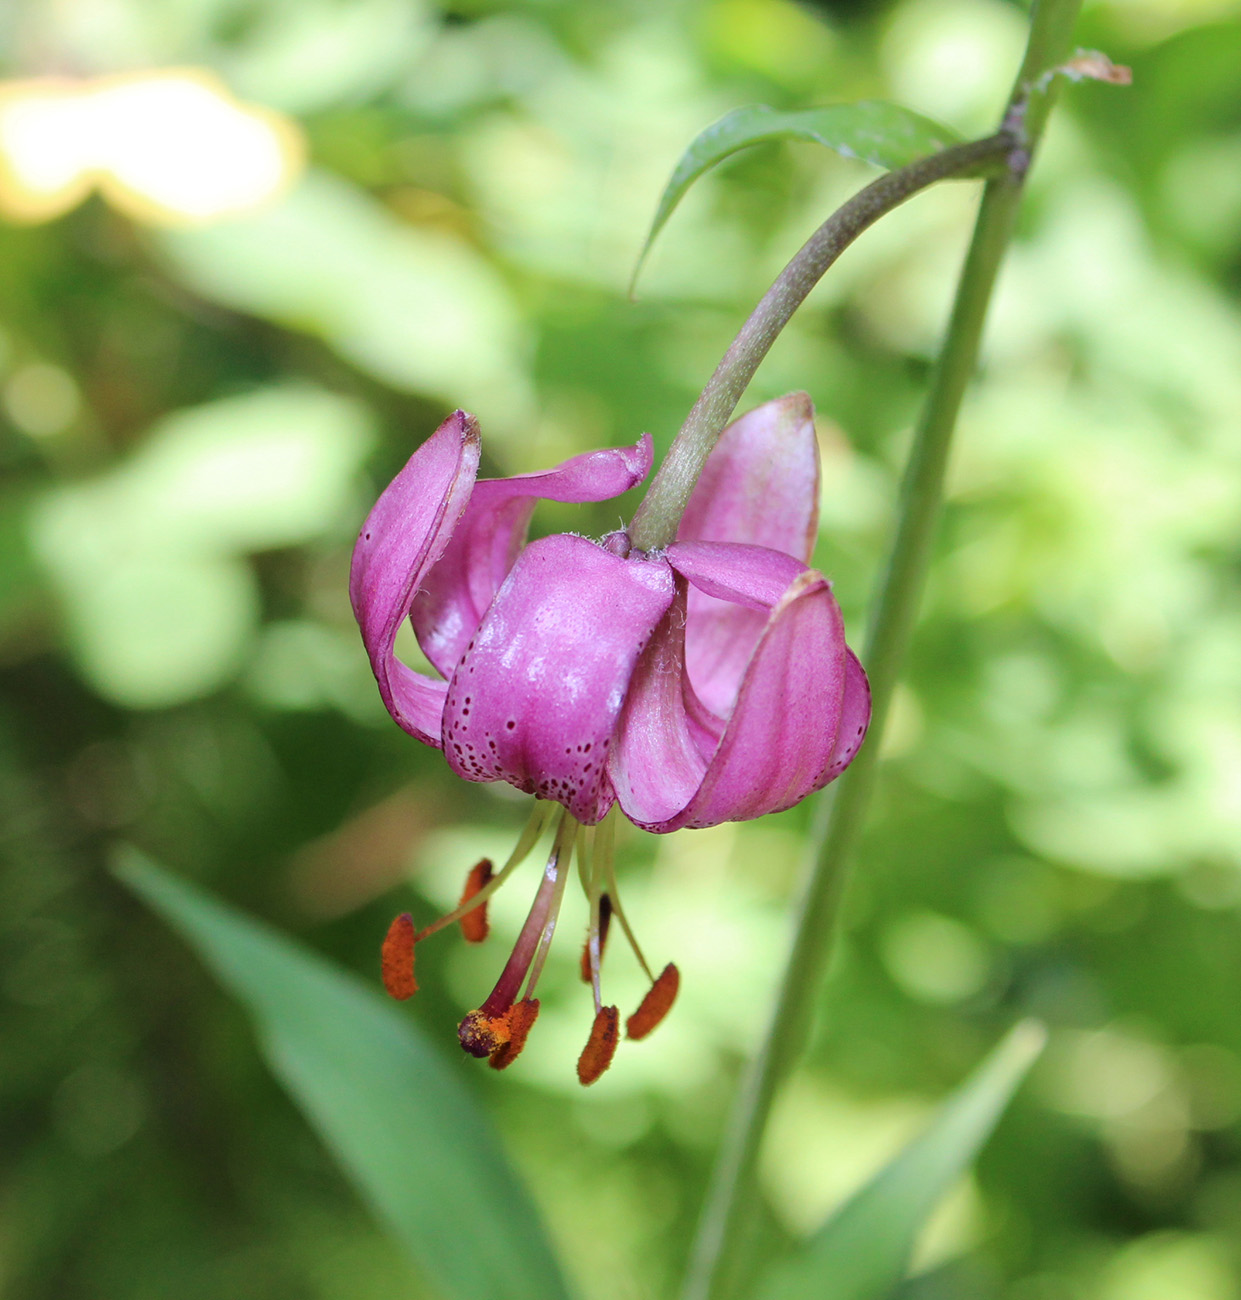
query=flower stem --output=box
[628,132,1013,553]
[680,4,1082,1299]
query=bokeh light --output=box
[0,69,303,225]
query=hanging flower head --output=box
[351,394,870,1082]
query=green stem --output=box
[627,132,1012,553]
[680,5,1082,1300]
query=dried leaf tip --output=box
[381,912,418,1000]
[626,962,679,1040]
[1061,50,1132,85]
[459,858,494,943]
[489,998,541,1071]
[577,1006,620,1086]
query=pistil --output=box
[458,808,577,1058]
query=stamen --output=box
[416,798,555,942]
[381,913,417,1000]
[577,1006,619,1086]
[599,822,654,982]
[488,998,541,1071]
[458,859,494,943]
[458,808,577,1059]
[626,962,680,1039]
[580,893,612,984]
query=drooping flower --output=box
[351,393,870,1081]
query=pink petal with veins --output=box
[412,435,652,677]
[677,394,821,715]
[443,534,674,824]
[349,410,479,744]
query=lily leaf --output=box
[756,1020,1046,1300]
[632,101,965,293]
[115,847,574,1300]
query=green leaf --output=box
[115,848,574,1300]
[756,1021,1046,1300]
[632,102,964,293]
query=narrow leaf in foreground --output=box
[632,101,966,292]
[115,847,573,1300]
[757,1020,1046,1300]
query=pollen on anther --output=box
[459,859,494,943]
[381,913,417,1000]
[489,998,540,1071]
[577,1006,620,1086]
[626,962,679,1040]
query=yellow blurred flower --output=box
[0,68,304,226]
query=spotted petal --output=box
[349,410,480,744]
[412,435,653,678]
[442,534,675,825]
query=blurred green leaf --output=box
[155,171,533,429]
[224,0,432,115]
[27,386,372,709]
[756,1021,1046,1300]
[631,102,964,292]
[130,386,375,553]
[115,848,575,1300]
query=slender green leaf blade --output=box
[632,102,964,292]
[757,1021,1046,1300]
[116,848,573,1300]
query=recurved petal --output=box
[412,434,654,678]
[606,583,709,827]
[677,393,819,559]
[675,395,820,714]
[663,539,804,717]
[820,648,871,785]
[612,566,853,832]
[665,540,806,611]
[442,534,674,825]
[349,410,480,744]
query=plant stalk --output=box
[627,133,1012,553]
[680,4,1083,1299]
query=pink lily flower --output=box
[351,393,870,1081]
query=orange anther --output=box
[459,858,494,943]
[626,962,679,1040]
[577,1005,619,1086]
[380,913,417,1000]
[580,892,613,983]
[489,998,541,1071]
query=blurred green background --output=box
[3,0,1240,1297]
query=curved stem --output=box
[628,132,1012,552]
[680,4,1082,1299]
